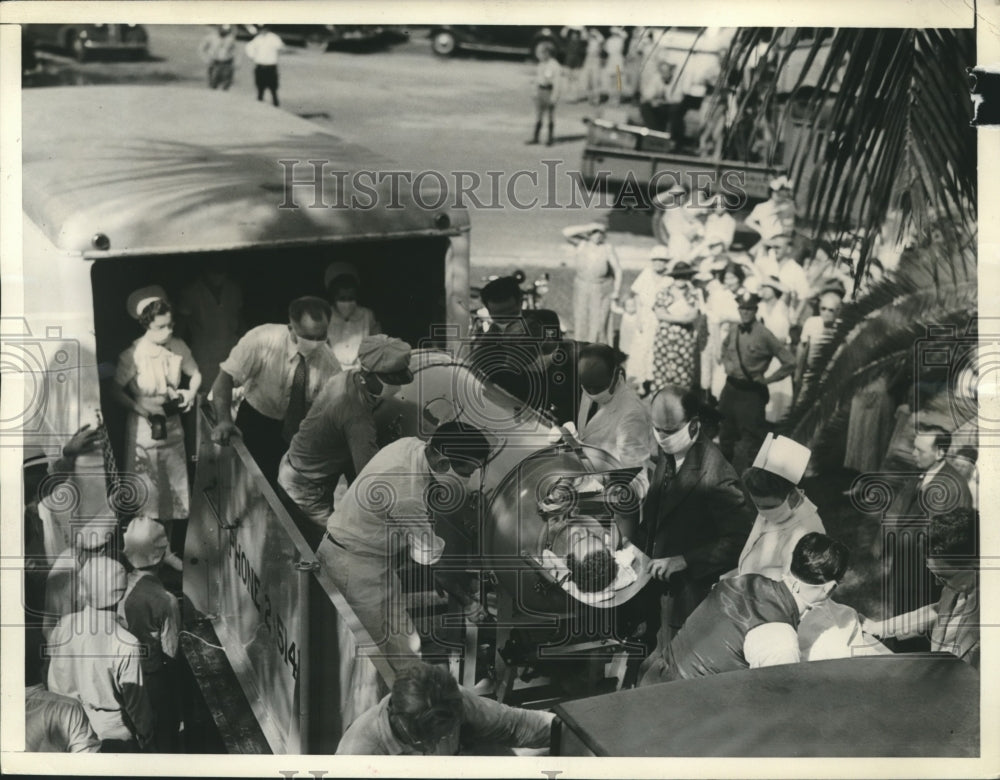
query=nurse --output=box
[110,286,201,571]
[324,262,380,370]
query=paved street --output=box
[25,24,660,275]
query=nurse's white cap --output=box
[752,433,811,485]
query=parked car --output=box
[429,25,562,61]
[236,24,402,51]
[26,23,148,62]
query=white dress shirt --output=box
[220,324,341,420]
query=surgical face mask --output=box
[145,315,174,345]
[335,299,358,319]
[446,464,478,490]
[754,496,793,524]
[582,371,620,406]
[294,336,324,357]
[654,421,697,455]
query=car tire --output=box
[431,31,457,57]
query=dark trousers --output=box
[208,59,234,90]
[254,64,279,105]
[718,377,769,474]
[146,665,181,752]
[100,738,140,752]
[235,400,285,483]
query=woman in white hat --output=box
[757,275,793,422]
[108,286,201,571]
[651,259,701,391]
[744,176,796,249]
[727,434,825,582]
[324,262,380,370]
[562,220,622,344]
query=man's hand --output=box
[62,425,101,459]
[211,421,240,446]
[176,388,197,413]
[647,555,687,581]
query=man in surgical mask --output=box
[625,385,754,653]
[574,343,655,498]
[278,335,415,531]
[212,296,341,481]
[317,421,491,675]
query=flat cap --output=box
[357,335,413,380]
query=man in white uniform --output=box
[245,24,284,106]
[575,343,655,497]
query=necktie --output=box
[283,354,309,442]
[585,401,599,424]
[663,453,677,480]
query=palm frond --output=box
[721,28,976,285]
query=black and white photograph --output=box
[0,1,996,776]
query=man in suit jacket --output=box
[882,425,973,625]
[625,385,756,651]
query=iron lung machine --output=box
[373,350,652,699]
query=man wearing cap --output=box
[745,176,796,244]
[562,221,622,344]
[199,24,238,90]
[245,24,284,106]
[278,335,415,528]
[717,292,796,472]
[118,517,182,751]
[46,556,155,752]
[639,55,682,133]
[211,296,341,481]
[638,532,849,685]
[317,421,492,672]
[576,343,655,496]
[728,433,826,582]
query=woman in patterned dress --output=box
[652,260,701,391]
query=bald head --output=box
[650,386,701,452]
[818,292,843,325]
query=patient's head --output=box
[564,530,619,592]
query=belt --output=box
[538,84,554,90]
[726,375,768,393]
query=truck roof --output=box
[22,86,469,258]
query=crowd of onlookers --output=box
[21,169,981,755]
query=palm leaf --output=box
[720,28,976,286]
